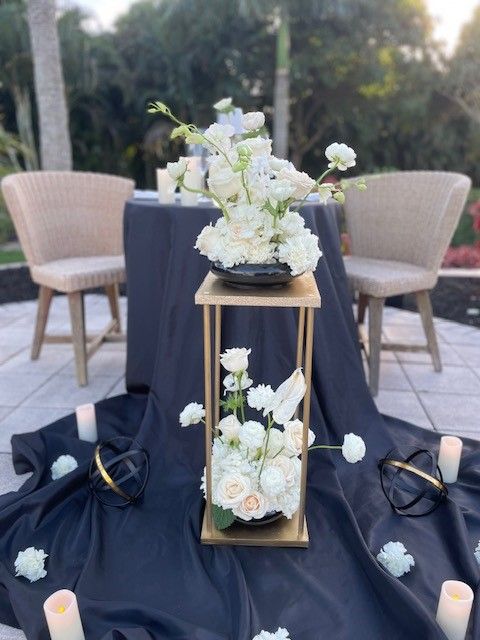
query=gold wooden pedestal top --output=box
[195,272,321,308]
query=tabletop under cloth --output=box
[0,200,479,640]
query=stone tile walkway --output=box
[0,295,479,638]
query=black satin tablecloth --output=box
[0,199,479,640]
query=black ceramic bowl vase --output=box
[210,262,296,289]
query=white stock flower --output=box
[218,415,241,442]
[377,541,415,578]
[179,402,205,427]
[167,158,188,180]
[325,142,356,171]
[260,466,287,497]
[269,179,297,202]
[475,541,480,565]
[223,372,253,393]
[283,419,315,456]
[207,166,242,200]
[14,547,48,583]
[317,182,335,204]
[213,97,232,112]
[239,136,272,157]
[220,347,251,373]
[203,123,235,154]
[278,166,316,200]
[247,384,276,411]
[233,491,269,521]
[278,232,322,276]
[238,420,265,450]
[215,473,251,508]
[269,455,296,486]
[264,368,306,424]
[252,628,291,640]
[194,225,224,262]
[51,454,78,480]
[242,111,265,131]
[341,433,366,463]
[263,428,285,458]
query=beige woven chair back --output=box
[1,171,134,267]
[343,171,471,272]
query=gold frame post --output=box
[203,304,213,536]
[214,305,222,426]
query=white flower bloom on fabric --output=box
[263,428,285,458]
[179,402,205,427]
[51,454,78,480]
[207,166,242,200]
[242,111,266,131]
[247,384,276,411]
[377,541,415,578]
[203,123,235,154]
[475,541,480,565]
[341,433,366,463]
[268,455,296,486]
[239,136,272,158]
[238,421,266,450]
[252,628,291,640]
[213,97,233,112]
[220,347,251,373]
[264,368,307,424]
[268,179,297,202]
[283,419,315,456]
[233,491,269,521]
[194,225,224,262]
[14,547,48,583]
[223,372,253,393]
[218,415,241,442]
[277,232,322,276]
[269,156,291,172]
[167,158,188,180]
[278,166,316,200]
[317,182,335,204]
[325,142,356,171]
[260,466,287,497]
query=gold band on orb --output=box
[383,458,447,494]
[94,445,133,502]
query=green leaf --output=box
[212,504,235,530]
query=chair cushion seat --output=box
[344,256,437,298]
[31,255,125,293]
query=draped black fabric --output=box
[0,199,479,640]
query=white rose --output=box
[269,156,291,172]
[325,142,356,171]
[166,158,188,180]
[223,372,253,393]
[179,402,205,427]
[341,433,366,463]
[269,455,296,486]
[213,97,232,112]
[207,166,242,200]
[203,123,235,154]
[278,167,315,200]
[238,420,265,450]
[278,232,322,276]
[242,111,265,131]
[218,414,241,442]
[194,224,224,261]
[14,547,48,583]
[233,491,269,521]
[260,466,286,497]
[264,368,307,425]
[239,136,272,157]
[263,428,284,458]
[51,454,78,480]
[377,541,415,578]
[247,384,276,411]
[215,472,251,508]
[283,419,315,456]
[269,179,297,202]
[220,347,251,373]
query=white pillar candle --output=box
[438,436,463,483]
[44,589,85,640]
[75,403,98,442]
[181,156,201,172]
[156,169,175,204]
[436,580,474,640]
[181,170,202,206]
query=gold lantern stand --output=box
[195,272,321,547]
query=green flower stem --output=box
[236,371,246,423]
[180,179,230,221]
[291,164,338,213]
[308,445,342,450]
[241,170,252,205]
[258,415,274,481]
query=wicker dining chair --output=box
[343,171,471,396]
[1,171,134,386]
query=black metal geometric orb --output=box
[378,447,448,517]
[89,437,149,508]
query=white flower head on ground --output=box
[252,629,291,640]
[14,547,48,582]
[148,99,364,276]
[342,433,366,463]
[475,540,480,565]
[377,541,415,578]
[179,402,205,427]
[51,454,78,480]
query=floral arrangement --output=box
[148,98,364,276]
[14,547,48,583]
[376,541,415,578]
[180,346,366,530]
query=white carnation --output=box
[213,97,232,112]
[218,414,241,442]
[277,232,322,276]
[166,158,188,180]
[260,466,286,497]
[195,225,224,262]
[51,454,78,480]
[14,547,48,583]
[277,211,305,239]
[263,428,284,458]
[242,111,265,131]
[238,421,265,450]
[325,142,356,171]
[269,179,297,202]
[475,541,480,565]
[179,402,205,427]
[252,629,291,640]
[247,384,276,411]
[223,372,253,393]
[341,433,366,463]
[377,541,415,578]
[269,156,291,172]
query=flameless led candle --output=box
[181,170,202,206]
[44,590,85,640]
[156,169,175,204]
[75,403,97,442]
[438,436,463,484]
[436,580,474,640]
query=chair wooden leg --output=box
[357,293,368,324]
[68,291,88,386]
[105,284,121,333]
[31,286,54,360]
[416,290,442,372]
[368,297,385,396]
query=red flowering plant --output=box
[442,194,480,269]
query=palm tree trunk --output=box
[272,8,290,159]
[12,85,39,170]
[27,0,72,170]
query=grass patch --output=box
[0,249,25,265]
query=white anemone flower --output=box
[179,402,205,427]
